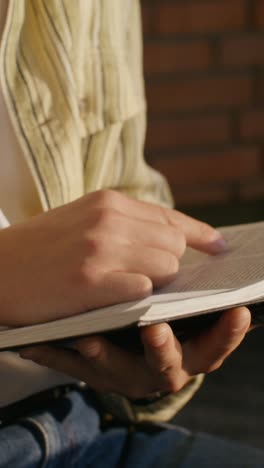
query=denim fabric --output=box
[0,389,263,468]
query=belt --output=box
[0,386,172,435]
[0,384,81,428]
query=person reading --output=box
[0,1,263,466]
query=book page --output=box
[183,221,264,265]
[158,221,264,296]
[0,222,264,348]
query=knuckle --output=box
[166,380,183,394]
[79,262,102,288]
[165,254,179,276]
[158,370,182,393]
[95,189,122,209]
[93,207,121,228]
[156,359,174,375]
[157,362,183,393]
[174,228,186,258]
[84,236,108,256]
[198,221,215,240]
[159,206,171,225]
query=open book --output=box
[0,221,264,350]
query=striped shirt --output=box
[0,1,203,420]
[0,0,173,213]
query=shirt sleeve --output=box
[107,0,174,209]
[113,110,175,209]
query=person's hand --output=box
[0,190,227,326]
[20,307,250,399]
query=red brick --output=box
[240,110,264,139]
[146,76,253,113]
[146,115,231,151]
[240,179,264,200]
[255,73,264,103]
[221,35,264,67]
[254,0,264,28]
[144,41,212,75]
[142,5,155,36]
[141,1,264,207]
[170,185,231,206]
[149,147,261,185]
[156,0,248,36]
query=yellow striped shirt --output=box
[0,0,203,422]
[0,0,173,212]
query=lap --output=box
[127,427,264,468]
[0,390,263,468]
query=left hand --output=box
[19,307,251,400]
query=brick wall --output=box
[142,0,264,207]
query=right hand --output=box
[0,190,227,326]
[20,307,250,399]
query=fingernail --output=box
[209,234,229,255]
[233,308,251,332]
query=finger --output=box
[183,307,251,375]
[73,337,152,398]
[141,323,190,392]
[80,271,153,311]
[160,209,228,256]
[19,342,138,395]
[117,244,179,288]
[19,345,104,387]
[105,215,186,259]
[90,240,179,289]
[89,191,227,256]
[19,338,164,399]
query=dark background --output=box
[142,0,264,449]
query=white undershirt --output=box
[0,2,75,407]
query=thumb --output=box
[183,307,251,375]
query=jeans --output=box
[0,389,263,468]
